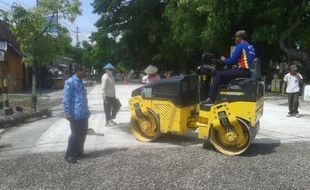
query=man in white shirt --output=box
[283,65,303,117]
[102,63,119,126]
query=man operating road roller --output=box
[206,30,256,104]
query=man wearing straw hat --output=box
[144,65,161,84]
[102,63,120,126]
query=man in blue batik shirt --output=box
[63,65,90,163]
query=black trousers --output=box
[104,97,119,122]
[207,68,251,100]
[66,119,88,158]
[288,92,299,114]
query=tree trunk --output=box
[279,36,310,71]
[0,63,4,109]
[32,63,37,111]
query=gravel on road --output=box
[0,142,309,190]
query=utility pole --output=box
[76,26,80,47]
[56,11,59,37]
[56,0,59,37]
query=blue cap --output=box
[103,63,115,70]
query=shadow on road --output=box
[155,133,203,147]
[85,148,128,160]
[202,138,281,157]
[116,123,203,146]
[298,114,310,119]
[113,123,282,151]
[87,128,105,136]
[114,123,131,133]
[242,139,281,157]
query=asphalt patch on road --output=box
[0,143,11,150]
[0,142,309,190]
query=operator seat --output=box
[200,58,263,109]
[230,58,261,82]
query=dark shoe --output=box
[65,156,77,164]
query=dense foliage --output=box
[92,0,310,77]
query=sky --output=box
[0,0,100,44]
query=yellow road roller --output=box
[129,63,264,156]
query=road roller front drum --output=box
[209,119,259,156]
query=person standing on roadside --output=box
[63,65,90,164]
[102,63,120,126]
[283,65,303,118]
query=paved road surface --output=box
[33,84,310,153]
[1,84,310,157]
[1,143,310,189]
[1,84,310,189]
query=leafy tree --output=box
[68,41,96,68]
[93,0,174,71]
[252,0,310,71]
[38,0,81,22]
[166,0,310,70]
[92,0,310,78]
[90,28,134,72]
[54,27,73,56]
[1,0,81,111]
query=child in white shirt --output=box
[283,65,303,117]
